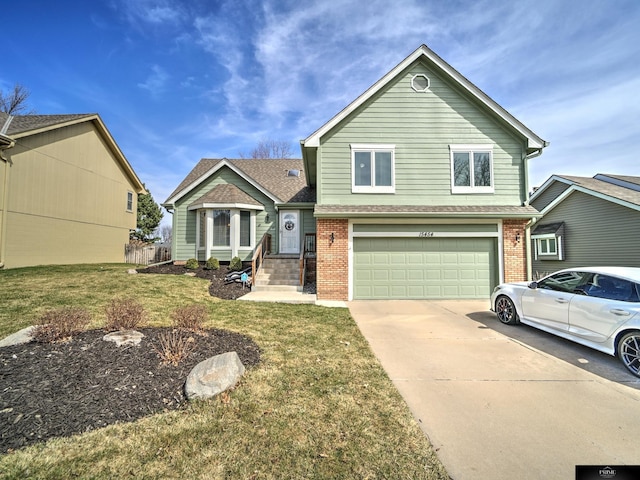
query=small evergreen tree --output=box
[131,187,163,242]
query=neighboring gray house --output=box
[529,174,640,276]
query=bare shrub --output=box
[32,307,91,343]
[171,304,208,334]
[153,330,196,366]
[105,298,146,331]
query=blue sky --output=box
[3,0,640,217]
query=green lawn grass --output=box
[0,264,449,479]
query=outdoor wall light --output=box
[265,214,270,223]
[330,232,335,244]
[515,232,521,243]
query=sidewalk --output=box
[238,290,346,307]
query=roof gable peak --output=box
[302,44,547,151]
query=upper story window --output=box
[449,144,494,194]
[126,191,134,212]
[351,144,395,193]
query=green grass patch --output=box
[0,264,448,479]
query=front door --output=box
[279,210,300,254]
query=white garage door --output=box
[353,237,496,299]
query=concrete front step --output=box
[255,273,299,282]
[255,257,302,289]
[251,284,303,292]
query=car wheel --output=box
[495,295,519,325]
[618,331,640,378]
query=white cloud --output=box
[109,0,640,198]
[116,0,186,27]
[137,65,170,96]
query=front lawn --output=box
[0,264,448,479]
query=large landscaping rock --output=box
[185,351,245,400]
[0,326,35,347]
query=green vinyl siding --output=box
[531,191,640,276]
[318,59,527,207]
[302,208,316,239]
[172,166,276,262]
[354,237,497,299]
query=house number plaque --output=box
[418,232,434,237]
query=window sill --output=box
[451,187,494,194]
[352,187,395,194]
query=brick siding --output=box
[502,219,528,283]
[316,218,349,301]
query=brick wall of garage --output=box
[316,218,349,301]
[503,219,528,282]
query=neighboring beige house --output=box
[0,113,146,269]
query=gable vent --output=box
[411,74,430,92]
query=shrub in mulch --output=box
[153,330,197,366]
[171,304,208,334]
[31,307,92,343]
[104,297,146,331]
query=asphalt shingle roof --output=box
[314,204,541,217]
[189,183,264,208]
[166,158,316,205]
[0,112,95,135]
[555,175,640,207]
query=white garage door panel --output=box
[354,237,496,299]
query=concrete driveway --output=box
[349,300,640,480]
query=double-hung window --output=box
[126,191,134,212]
[213,209,230,247]
[351,144,395,193]
[239,210,251,247]
[450,144,494,193]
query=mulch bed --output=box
[136,263,252,300]
[0,328,260,453]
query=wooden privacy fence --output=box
[124,244,171,265]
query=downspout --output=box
[522,143,548,280]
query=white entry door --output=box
[279,210,300,254]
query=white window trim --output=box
[350,143,396,193]
[449,144,494,194]
[197,208,256,259]
[126,191,134,212]
[532,234,563,260]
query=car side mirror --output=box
[528,281,538,289]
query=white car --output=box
[490,267,640,377]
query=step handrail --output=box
[252,233,271,287]
[299,233,316,286]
